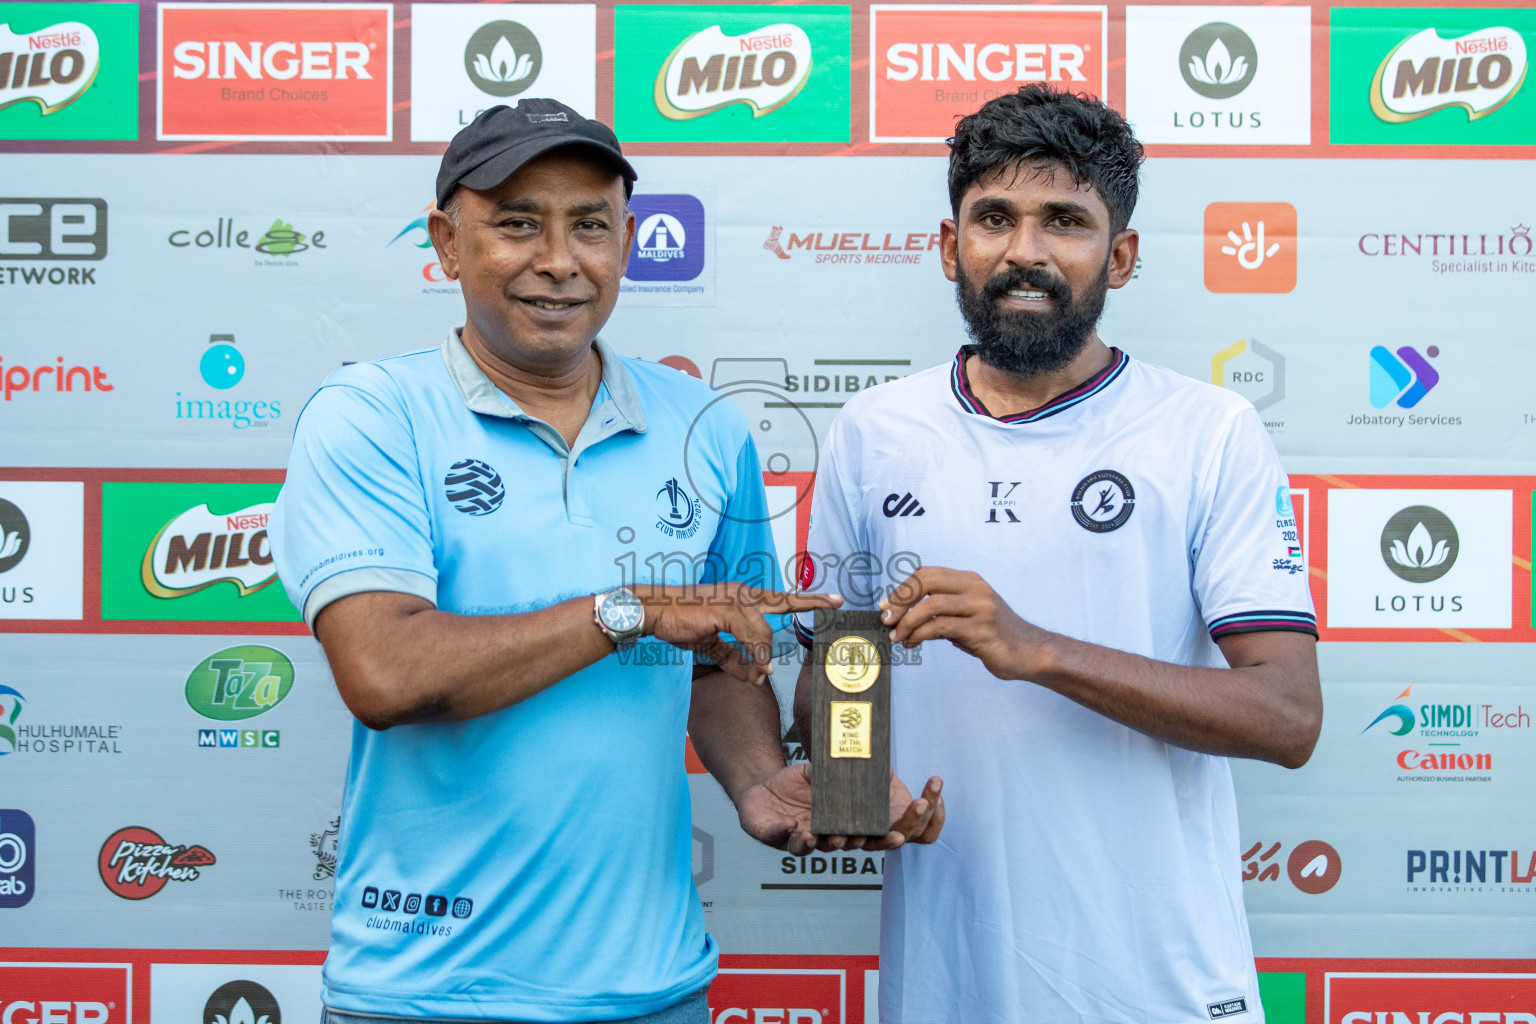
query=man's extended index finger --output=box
[751,588,844,613]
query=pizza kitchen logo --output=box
[0,19,100,116]
[98,825,215,900]
[655,22,812,120]
[141,502,277,599]
[1371,24,1528,123]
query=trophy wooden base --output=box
[809,608,891,837]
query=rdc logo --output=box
[0,809,35,908]
[444,459,505,515]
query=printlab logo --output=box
[1204,202,1297,293]
[186,645,295,721]
[1369,344,1439,409]
[444,459,504,515]
[1071,470,1135,533]
[0,198,106,287]
[626,195,706,283]
[0,809,34,908]
[1211,338,1284,414]
[0,499,29,573]
[175,335,283,431]
[464,21,540,97]
[0,5,139,140]
[1180,22,1257,99]
[204,980,280,1024]
[1380,505,1458,583]
[1241,838,1342,894]
[656,478,703,539]
[98,825,215,900]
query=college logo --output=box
[1180,23,1256,99]
[1380,505,1458,583]
[1204,202,1297,293]
[167,217,327,259]
[656,477,703,539]
[142,502,277,598]
[204,980,280,1024]
[185,645,295,721]
[0,5,138,140]
[0,809,34,907]
[870,6,1105,143]
[626,194,705,283]
[1330,8,1536,145]
[98,825,215,900]
[409,5,595,142]
[1327,973,1536,1024]
[1369,344,1440,409]
[614,5,850,142]
[1211,338,1284,413]
[1071,470,1135,533]
[158,3,392,141]
[444,459,504,515]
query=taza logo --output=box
[1371,25,1527,122]
[1179,22,1257,99]
[0,21,99,116]
[464,21,540,97]
[98,825,215,900]
[141,503,277,598]
[655,23,812,119]
[204,980,280,1024]
[185,645,295,721]
[1380,505,1458,583]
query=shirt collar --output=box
[440,328,648,433]
[949,345,1129,425]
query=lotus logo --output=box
[1179,22,1258,100]
[655,23,813,120]
[464,21,542,97]
[1370,26,1527,123]
[1379,505,1458,584]
[0,498,28,573]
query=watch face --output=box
[602,591,644,633]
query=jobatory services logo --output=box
[614,5,850,142]
[1326,974,1536,1024]
[0,808,34,907]
[158,3,392,141]
[869,5,1106,143]
[1325,488,1512,629]
[0,197,107,287]
[185,645,294,721]
[174,334,284,431]
[1203,202,1297,293]
[0,964,128,1024]
[1211,337,1285,427]
[0,481,84,620]
[1125,7,1310,145]
[0,4,138,140]
[204,980,280,1024]
[1330,8,1536,146]
[98,825,214,900]
[101,482,296,622]
[409,4,595,142]
[1369,345,1440,410]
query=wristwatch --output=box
[594,587,646,647]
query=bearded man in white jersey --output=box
[792,85,1323,1023]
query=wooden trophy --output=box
[810,608,891,836]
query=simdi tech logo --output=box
[613,5,850,142]
[1360,684,1528,781]
[100,481,297,622]
[1203,202,1297,293]
[158,3,392,141]
[1330,8,1536,146]
[0,3,138,140]
[409,4,596,143]
[1124,7,1310,145]
[869,5,1106,144]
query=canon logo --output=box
[1341,1014,1536,1023]
[0,1003,110,1024]
[171,40,371,80]
[884,42,1085,83]
[711,1012,822,1024]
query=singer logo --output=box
[0,964,129,1024]
[158,3,392,140]
[870,6,1106,142]
[708,969,844,1024]
[1203,202,1298,293]
[1326,972,1536,1024]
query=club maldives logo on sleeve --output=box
[98,825,214,899]
[101,482,297,622]
[614,5,850,142]
[158,3,392,141]
[870,5,1106,143]
[0,4,138,140]
[1330,8,1536,146]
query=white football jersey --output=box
[796,347,1315,1024]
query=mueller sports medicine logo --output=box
[870,6,1105,143]
[656,23,812,120]
[1204,203,1297,293]
[0,809,35,908]
[0,20,99,116]
[159,3,392,140]
[141,503,277,598]
[1327,973,1536,1024]
[1371,25,1527,123]
[0,198,106,287]
[763,225,940,266]
[98,825,215,899]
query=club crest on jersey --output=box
[1071,470,1135,533]
[656,477,703,539]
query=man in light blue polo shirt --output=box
[272,99,943,1024]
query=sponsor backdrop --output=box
[2,0,1533,1021]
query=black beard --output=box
[954,260,1109,379]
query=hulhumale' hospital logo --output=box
[445,459,504,515]
[464,20,541,98]
[656,477,702,539]
[1380,505,1458,584]
[1179,22,1258,99]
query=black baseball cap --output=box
[435,98,637,210]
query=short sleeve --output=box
[1191,405,1317,640]
[272,376,438,629]
[794,414,868,648]
[700,434,783,593]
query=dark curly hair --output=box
[947,85,1145,234]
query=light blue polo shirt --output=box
[272,330,780,1022]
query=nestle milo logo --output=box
[655,22,813,119]
[1371,25,1528,122]
[185,645,294,721]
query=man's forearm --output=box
[688,668,787,805]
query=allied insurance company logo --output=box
[0,197,107,289]
[626,194,706,283]
[655,22,813,120]
[141,502,278,598]
[205,980,282,1024]
[0,808,35,908]
[1203,202,1297,293]
[869,6,1105,143]
[98,825,215,899]
[1370,25,1527,124]
[158,3,392,141]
